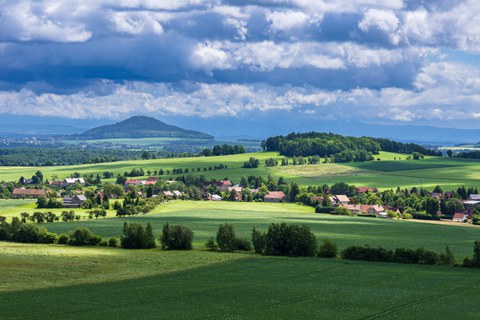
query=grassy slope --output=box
[0,242,479,320]
[43,201,480,259]
[2,151,480,190]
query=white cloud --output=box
[358,9,400,45]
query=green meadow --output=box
[1,151,480,190]
[39,201,480,260]
[1,201,480,319]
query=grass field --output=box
[1,201,480,319]
[39,201,480,260]
[2,151,480,190]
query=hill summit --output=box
[76,116,213,140]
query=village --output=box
[6,172,480,225]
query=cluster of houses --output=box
[202,179,288,203]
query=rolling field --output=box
[1,242,479,319]
[42,201,480,260]
[1,151,480,190]
[1,202,480,319]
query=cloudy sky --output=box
[0,0,480,130]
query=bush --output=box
[235,238,252,251]
[57,233,70,244]
[160,223,193,250]
[315,206,335,214]
[68,227,102,246]
[108,237,119,248]
[440,246,456,265]
[251,227,266,254]
[265,223,317,257]
[318,239,338,258]
[12,224,48,243]
[342,245,393,262]
[121,222,156,249]
[38,230,58,244]
[98,240,108,247]
[216,224,237,252]
[205,237,218,251]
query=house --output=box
[430,193,443,199]
[264,191,287,203]
[147,177,159,183]
[356,187,378,195]
[204,180,233,192]
[11,188,47,198]
[163,191,174,197]
[366,205,387,218]
[211,194,222,201]
[341,204,362,214]
[62,178,85,187]
[49,180,63,187]
[23,179,34,185]
[62,195,87,208]
[468,194,480,201]
[452,212,467,222]
[332,195,350,205]
[125,179,142,186]
[227,186,243,201]
[172,190,183,198]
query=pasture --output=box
[0,242,479,319]
[1,151,480,190]
[42,201,480,260]
[1,201,480,319]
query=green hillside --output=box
[2,151,480,190]
[75,116,213,140]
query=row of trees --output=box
[262,132,439,159]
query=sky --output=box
[0,0,480,131]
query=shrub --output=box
[68,227,102,246]
[57,233,70,244]
[235,238,252,251]
[216,223,237,252]
[342,245,393,262]
[251,227,266,254]
[333,207,350,216]
[440,246,456,265]
[12,224,48,243]
[318,239,338,258]
[160,223,193,250]
[98,240,108,247]
[205,237,218,251]
[38,230,58,244]
[315,206,335,214]
[121,222,156,249]
[265,223,317,257]
[108,237,119,248]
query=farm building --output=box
[204,180,233,192]
[356,187,378,195]
[452,212,467,222]
[332,195,350,205]
[62,195,87,208]
[11,188,47,198]
[264,191,287,203]
[62,178,85,187]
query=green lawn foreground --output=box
[1,201,480,319]
[0,244,479,320]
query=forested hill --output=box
[75,116,213,140]
[262,132,440,162]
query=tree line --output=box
[262,132,439,160]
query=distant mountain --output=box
[75,116,213,140]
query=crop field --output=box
[40,201,480,260]
[1,151,480,190]
[1,202,480,319]
[1,242,480,319]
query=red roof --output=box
[357,187,378,193]
[453,212,466,220]
[265,191,286,199]
[147,177,159,182]
[12,188,47,196]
